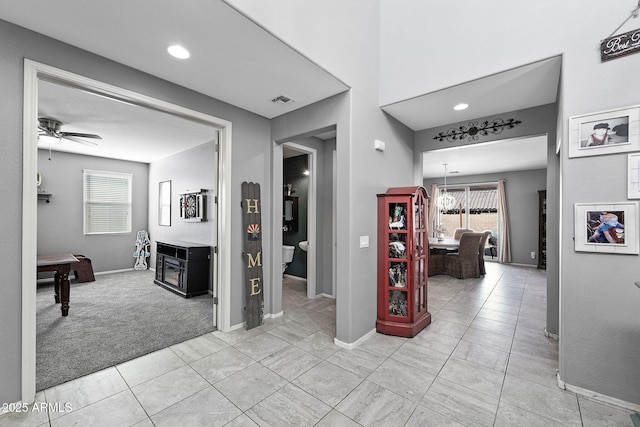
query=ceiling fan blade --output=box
[63,135,99,146]
[61,132,102,140]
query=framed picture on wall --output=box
[574,202,638,254]
[158,180,171,226]
[568,106,640,158]
[628,153,640,199]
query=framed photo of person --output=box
[569,106,640,158]
[574,202,638,254]
[628,153,640,199]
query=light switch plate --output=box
[360,236,369,248]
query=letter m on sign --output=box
[241,182,264,329]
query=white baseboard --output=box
[508,262,538,268]
[557,372,640,412]
[96,268,136,276]
[334,328,376,350]
[544,328,559,340]
[37,267,136,284]
[264,311,284,319]
[318,293,335,299]
[223,310,284,333]
[226,322,245,332]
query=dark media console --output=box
[154,240,211,298]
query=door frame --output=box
[281,141,317,299]
[21,59,233,402]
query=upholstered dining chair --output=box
[453,228,474,240]
[443,232,484,279]
[478,230,492,276]
[428,249,445,276]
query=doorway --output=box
[274,128,337,330]
[282,142,317,300]
[21,60,233,402]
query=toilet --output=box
[282,245,295,274]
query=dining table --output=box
[37,253,79,316]
[428,237,460,250]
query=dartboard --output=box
[185,194,197,218]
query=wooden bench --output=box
[73,254,95,282]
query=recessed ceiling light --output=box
[453,103,469,111]
[167,45,190,59]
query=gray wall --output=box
[560,57,640,404]
[0,18,270,404]
[148,142,217,290]
[424,169,547,266]
[37,150,149,273]
[320,138,337,296]
[272,92,415,344]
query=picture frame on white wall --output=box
[628,153,640,199]
[574,202,638,254]
[568,106,640,158]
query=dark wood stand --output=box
[155,241,211,298]
[376,186,431,337]
[538,190,547,269]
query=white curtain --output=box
[428,184,439,237]
[497,179,512,263]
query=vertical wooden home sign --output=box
[241,182,264,329]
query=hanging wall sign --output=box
[241,182,264,329]
[601,28,640,62]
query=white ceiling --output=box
[422,135,548,179]
[1,2,559,170]
[0,0,348,120]
[37,80,217,163]
[382,56,561,132]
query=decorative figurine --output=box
[389,205,406,229]
[133,230,151,270]
[389,240,406,258]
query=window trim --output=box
[83,169,133,235]
[436,181,499,230]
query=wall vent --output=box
[271,95,294,104]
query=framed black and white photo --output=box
[569,106,640,158]
[628,153,640,199]
[574,202,638,254]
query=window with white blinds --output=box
[83,169,132,234]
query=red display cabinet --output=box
[376,186,431,337]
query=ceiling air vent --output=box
[271,95,294,104]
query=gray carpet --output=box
[36,269,215,391]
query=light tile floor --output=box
[2,263,636,426]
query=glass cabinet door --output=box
[377,187,431,337]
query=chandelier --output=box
[435,163,456,210]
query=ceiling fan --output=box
[38,117,102,146]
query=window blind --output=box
[83,169,132,234]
